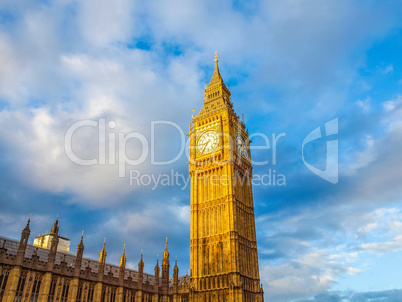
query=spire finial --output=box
[163,238,169,259]
[99,238,107,263]
[120,244,127,267]
[214,51,218,63]
[138,249,144,268]
[77,230,84,251]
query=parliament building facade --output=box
[0,55,264,302]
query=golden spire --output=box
[206,51,230,95]
[120,244,126,267]
[99,238,106,264]
[138,250,144,273]
[77,230,84,251]
[163,237,169,259]
[139,251,144,264]
[207,51,223,88]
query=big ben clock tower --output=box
[188,53,264,302]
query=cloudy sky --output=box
[1,0,402,301]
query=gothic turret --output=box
[98,238,106,281]
[74,231,84,277]
[50,218,59,234]
[77,231,84,257]
[173,258,179,292]
[138,253,144,274]
[137,252,144,290]
[16,217,31,265]
[47,222,59,271]
[163,238,169,261]
[120,244,126,268]
[154,259,160,293]
[99,238,106,264]
[162,238,170,294]
[119,244,126,285]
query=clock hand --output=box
[202,139,211,152]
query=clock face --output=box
[197,131,219,154]
[236,133,248,158]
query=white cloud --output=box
[360,235,402,255]
[383,95,402,111]
[347,267,362,276]
[342,135,376,175]
[379,64,394,74]
[262,250,340,302]
[79,0,137,47]
[0,0,400,206]
[382,95,402,132]
[258,205,402,300]
[0,33,24,101]
[0,33,202,204]
[356,97,371,112]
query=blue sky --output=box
[1,0,402,301]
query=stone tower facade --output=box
[188,53,264,302]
